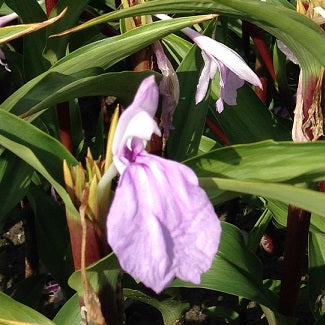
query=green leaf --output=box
[198,135,220,154]
[0,292,55,325]
[309,231,325,319]
[0,151,32,230]
[68,253,122,317]
[1,16,209,115]
[53,294,81,325]
[162,33,192,65]
[50,15,215,74]
[0,8,66,45]
[201,177,325,218]
[247,210,273,253]
[170,222,278,309]
[124,289,189,325]
[0,109,79,220]
[44,0,91,63]
[11,70,158,118]
[209,84,291,144]
[27,185,74,295]
[78,0,325,68]
[260,305,297,325]
[5,0,50,79]
[266,199,325,233]
[186,140,325,183]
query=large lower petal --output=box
[107,153,221,293]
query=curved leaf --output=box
[0,109,79,219]
[186,140,325,183]
[201,177,325,218]
[0,151,32,230]
[1,15,213,115]
[0,8,66,45]
[53,0,325,68]
[53,294,81,325]
[16,71,159,118]
[0,292,54,325]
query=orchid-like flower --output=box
[156,14,262,113]
[103,76,221,293]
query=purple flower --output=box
[156,15,262,113]
[105,76,221,293]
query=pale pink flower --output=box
[103,76,221,293]
[156,14,262,113]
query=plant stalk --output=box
[279,205,311,317]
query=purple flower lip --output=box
[104,76,221,293]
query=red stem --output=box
[45,0,57,17]
[244,22,276,82]
[45,0,73,153]
[206,118,230,146]
[57,103,73,153]
[279,206,311,316]
[319,181,325,192]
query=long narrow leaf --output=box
[0,110,79,219]
[53,0,325,68]
[0,8,66,45]
[201,177,325,218]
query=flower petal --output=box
[0,12,18,27]
[107,153,221,293]
[0,49,11,72]
[217,62,245,113]
[112,76,160,170]
[182,28,262,89]
[195,51,218,104]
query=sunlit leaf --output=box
[201,177,325,218]
[0,8,66,45]
[53,294,81,325]
[0,292,54,325]
[52,0,325,68]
